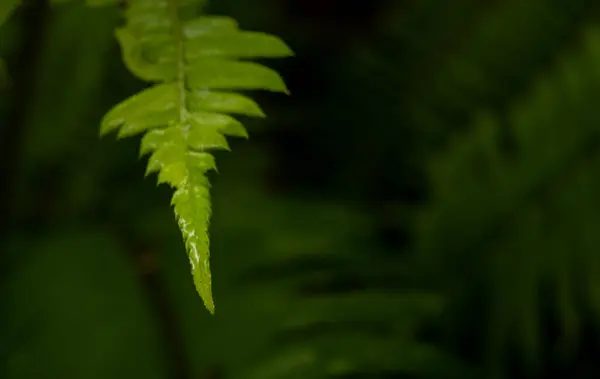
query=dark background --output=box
[2,0,600,378]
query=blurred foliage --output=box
[0,58,6,85]
[416,24,600,376]
[0,0,19,86]
[3,0,600,379]
[0,0,20,25]
[1,230,169,378]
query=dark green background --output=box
[2,0,600,378]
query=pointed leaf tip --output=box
[205,298,215,314]
[99,118,119,138]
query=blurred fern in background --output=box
[3,0,600,378]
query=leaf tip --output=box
[99,123,114,138]
[205,299,215,315]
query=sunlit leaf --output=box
[101,0,292,312]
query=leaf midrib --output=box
[168,0,188,124]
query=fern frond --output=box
[100,0,292,313]
[416,25,600,374]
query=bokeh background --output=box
[3,0,600,378]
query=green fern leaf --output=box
[101,0,292,313]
